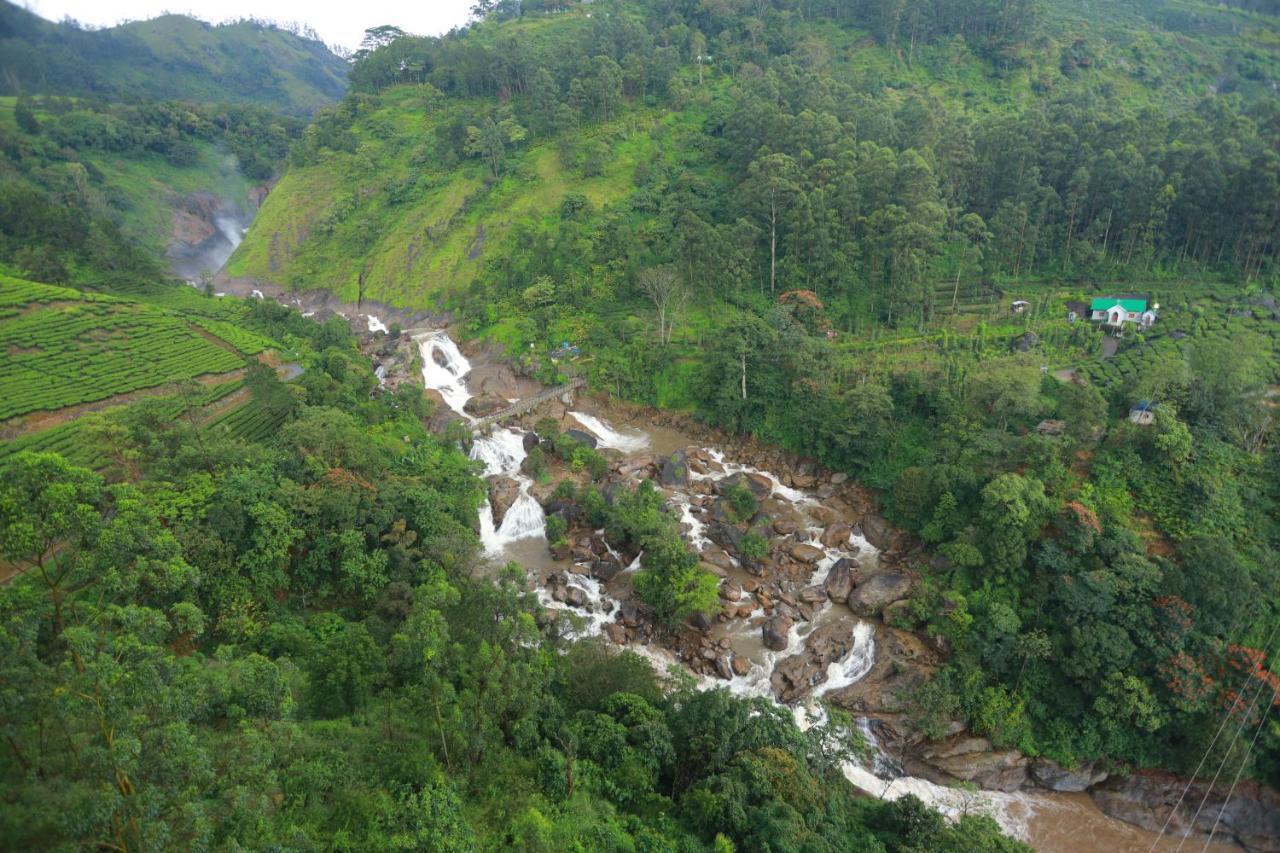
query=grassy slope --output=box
[231,1,1278,310]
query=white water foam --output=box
[418,332,474,418]
[469,429,546,554]
[251,289,264,299]
[569,412,650,453]
[367,314,388,334]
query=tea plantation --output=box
[0,276,250,420]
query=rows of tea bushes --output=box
[0,277,249,419]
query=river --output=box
[412,328,1240,853]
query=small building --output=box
[1011,300,1031,314]
[1090,297,1156,330]
[1129,400,1156,425]
[1066,300,1090,323]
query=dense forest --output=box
[234,0,1280,793]
[0,288,1025,850]
[0,0,1278,848]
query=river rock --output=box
[762,614,793,651]
[565,587,589,609]
[592,557,624,583]
[722,471,772,498]
[720,581,742,602]
[689,610,714,632]
[464,393,507,417]
[661,451,691,486]
[821,522,853,548]
[709,522,744,556]
[604,622,627,645]
[823,558,856,601]
[714,656,734,680]
[1029,757,1108,792]
[618,600,640,628]
[799,585,827,604]
[859,514,897,551]
[773,519,799,535]
[563,428,598,449]
[732,656,752,676]
[831,472,848,485]
[805,619,857,666]
[1091,771,1280,852]
[488,477,521,526]
[791,472,816,489]
[522,432,540,452]
[848,572,912,616]
[790,543,824,564]
[771,654,822,702]
[912,735,1029,792]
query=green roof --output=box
[1090,297,1147,313]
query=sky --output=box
[21,0,475,51]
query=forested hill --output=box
[0,1,347,116]
[231,0,1280,799]
[232,0,1279,308]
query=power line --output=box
[1149,620,1280,852]
[1200,664,1279,851]
[1174,644,1279,851]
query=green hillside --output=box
[0,94,304,284]
[230,0,1280,795]
[0,2,347,116]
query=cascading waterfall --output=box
[415,330,547,556]
[417,332,474,417]
[568,412,650,453]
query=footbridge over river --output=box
[472,377,586,434]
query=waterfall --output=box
[568,412,650,452]
[367,314,388,334]
[213,213,245,251]
[418,332,473,418]
[812,621,876,698]
[470,429,527,477]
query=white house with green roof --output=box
[1089,296,1156,329]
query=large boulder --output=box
[771,654,822,702]
[464,393,508,418]
[563,428,598,449]
[522,432,541,453]
[821,522,853,548]
[722,471,772,498]
[592,557,625,583]
[488,477,522,526]
[823,558,857,601]
[659,450,690,486]
[762,614,793,652]
[790,543,825,564]
[1092,772,1280,852]
[1030,758,1108,793]
[859,514,897,551]
[848,573,912,616]
[911,736,1029,792]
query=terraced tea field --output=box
[0,276,254,421]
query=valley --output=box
[1,0,1278,850]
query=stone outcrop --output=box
[905,735,1029,792]
[1091,772,1280,853]
[488,477,521,526]
[848,572,912,616]
[762,614,793,651]
[1029,757,1108,792]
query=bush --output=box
[545,513,567,545]
[723,482,757,522]
[739,532,768,559]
